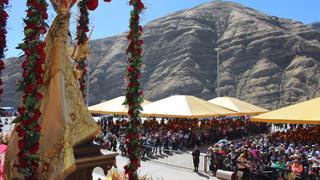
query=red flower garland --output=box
[76,0,112,98]
[124,0,145,179]
[14,0,48,178]
[0,0,8,134]
[76,0,90,98]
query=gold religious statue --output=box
[4,0,100,179]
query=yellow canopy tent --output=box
[88,96,151,115]
[251,97,320,124]
[141,95,236,118]
[208,97,269,115]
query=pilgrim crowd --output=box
[95,116,268,154]
[96,116,320,179]
[203,132,320,180]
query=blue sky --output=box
[5,0,320,57]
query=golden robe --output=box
[4,1,100,179]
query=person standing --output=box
[192,145,200,172]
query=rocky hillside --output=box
[2,1,320,110]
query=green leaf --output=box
[11,117,23,124]
[25,96,35,107]
[16,81,26,92]
[24,28,33,36]
[17,43,28,51]
[18,54,25,59]
[28,154,40,161]
[30,73,36,84]
[27,55,36,62]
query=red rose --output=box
[18,106,26,115]
[36,77,43,85]
[128,109,133,116]
[25,48,32,56]
[42,11,48,20]
[80,82,85,89]
[86,0,99,10]
[27,0,36,6]
[38,42,46,50]
[37,2,46,11]
[38,48,46,60]
[71,0,77,7]
[15,125,26,137]
[134,120,140,126]
[22,60,29,69]
[1,11,8,18]
[128,82,136,88]
[34,124,41,132]
[0,88,3,95]
[0,79,3,85]
[22,95,27,103]
[131,157,140,168]
[124,165,130,174]
[19,159,28,168]
[128,66,134,73]
[35,65,44,74]
[22,119,33,126]
[129,133,135,140]
[36,57,45,66]
[18,140,26,150]
[136,48,142,57]
[32,162,39,172]
[138,40,144,46]
[22,71,29,78]
[25,84,35,94]
[26,22,36,30]
[27,10,33,16]
[30,142,40,154]
[139,25,143,34]
[0,60,4,70]
[39,26,47,34]
[32,109,42,120]
[137,1,145,11]
[127,146,132,154]
[35,92,43,100]
[137,73,141,79]
[18,151,26,159]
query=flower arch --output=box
[2,0,145,179]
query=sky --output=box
[5,0,320,58]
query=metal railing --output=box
[140,145,209,172]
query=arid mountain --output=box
[2,1,320,110]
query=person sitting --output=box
[291,159,303,179]
[237,153,249,179]
[275,157,286,179]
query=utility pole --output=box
[215,47,220,97]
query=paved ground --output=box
[116,155,218,180]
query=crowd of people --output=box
[95,115,320,180]
[202,134,319,179]
[95,116,268,156]
[268,125,320,144]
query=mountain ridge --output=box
[1,1,320,110]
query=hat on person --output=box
[239,153,245,158]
